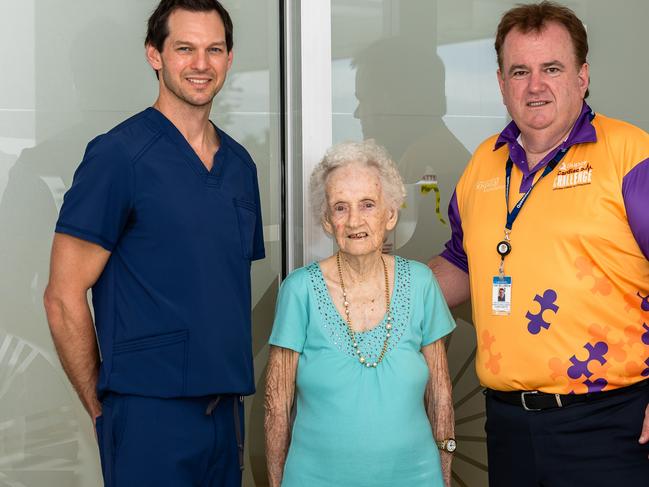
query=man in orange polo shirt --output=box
[430,2,649,485]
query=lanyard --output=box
[504,147,568,230]
[496,146,570,275]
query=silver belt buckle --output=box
[521,391,541,411]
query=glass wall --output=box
[331,1,649,485]
[1,1,648,486]
[0,1,281,485]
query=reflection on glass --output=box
[332,1,649,485]
[0,1,281,486]
[351,36,470,261]
[332,2,484,485]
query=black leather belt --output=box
[486,379,649,411]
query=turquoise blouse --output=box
[269,256,456,487]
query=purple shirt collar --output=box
[494,102,597,177]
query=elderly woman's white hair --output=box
[309,139,406,224]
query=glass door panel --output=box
[0,2,282,485]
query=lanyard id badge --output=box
[493,233,512,315]
[492,147,569,316]
[492,275,512,315]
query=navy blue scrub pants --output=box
[95,394,244,487]
[485,383,649,486]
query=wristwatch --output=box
[436,438,457,453]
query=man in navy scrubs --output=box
[43,1,264,485]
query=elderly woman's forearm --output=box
[423,340,454,486]
[423,340,454,434]
[264,346,299,487]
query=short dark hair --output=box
[145,0,233,52]
[495,1,589,97]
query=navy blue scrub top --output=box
[56,108,265,398]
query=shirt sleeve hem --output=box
[55,222,115,251]
[268,337,303,354]
[439,249,469,274]
[421,322,456,347]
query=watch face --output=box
[446,439,457,452]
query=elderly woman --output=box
[264,140,456,487]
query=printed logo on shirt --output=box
[553,160,592,190]
[476,177,504,192]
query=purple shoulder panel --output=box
[622,157,649,260]
[439,190,469,273]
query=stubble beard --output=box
[161,68,219,109]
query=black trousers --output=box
[485,384,649,487]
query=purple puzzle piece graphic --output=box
[642,323,649,346]
[526,289,559,334]
[642,358,649,378]
[583,378,608,393]
[567,342,608,379]
[637,292,649,312]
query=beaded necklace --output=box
[336,251,392,368]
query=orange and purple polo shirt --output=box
[442,102,649,394]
